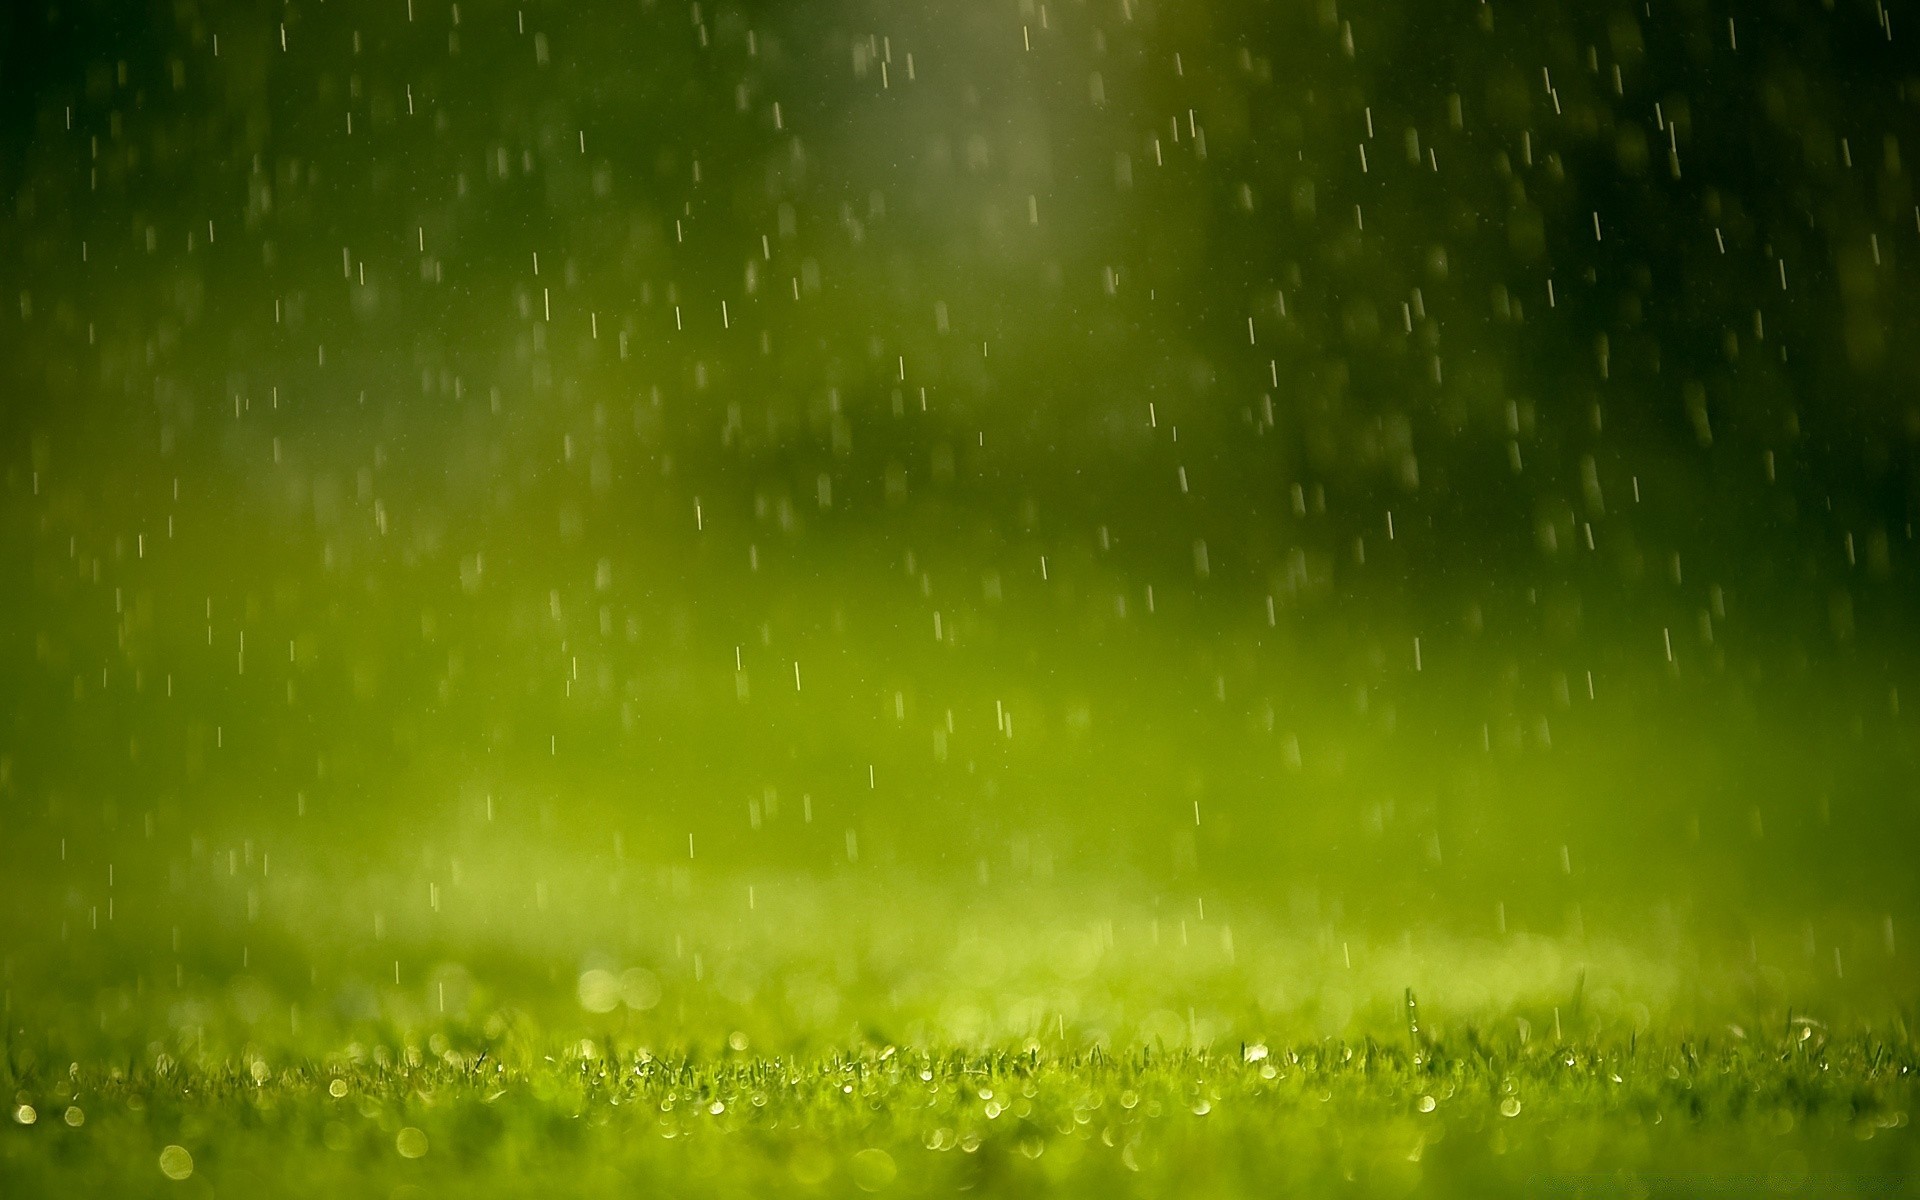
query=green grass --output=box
[2,867,1916,1197]
[4,1020,1915,1198]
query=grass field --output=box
[3,869,1917,1197]
[4,1024,1915,1198]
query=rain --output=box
[0,0,1915,1193]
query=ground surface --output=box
[3,873,1916,1197]
[5,1023,1916,1198]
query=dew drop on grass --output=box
[577,968,621,1013]
[621,968,663,1010]
[396,1127,429,1159]
[850,1147,897,1191]
[789,1144,834,1186]
[158,1145,194,1180]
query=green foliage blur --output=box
[0,0,1917,1190]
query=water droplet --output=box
[158,1145,194,1180]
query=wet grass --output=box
[1,865,1916,1196]
[3,1015,1916,1197]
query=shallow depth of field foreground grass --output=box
[2,871,1917,1197]
[3,1018,1916,1197]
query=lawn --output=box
[3,871,1915,1197]
[5,1015,1915,1197]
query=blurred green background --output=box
[0,0,1915,1053]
